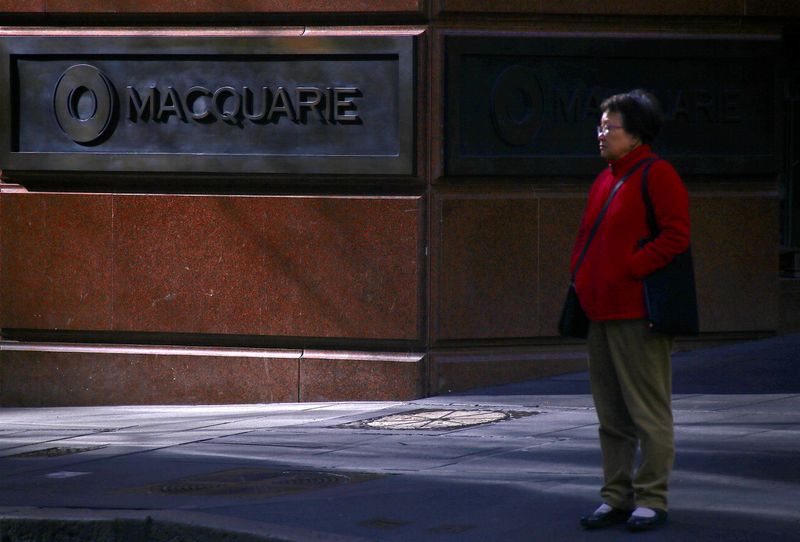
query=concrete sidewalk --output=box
[1,334,799,541]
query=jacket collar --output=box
[609,144,655,177]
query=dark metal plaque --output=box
[446,35,780,176]
[0,34,414,176]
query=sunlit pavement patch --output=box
[337,409,538,430]
[44,471,92,479]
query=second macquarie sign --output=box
[445,35,779,176]
[0,33,414,176]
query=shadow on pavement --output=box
[447,333,800,396]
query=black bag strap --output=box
[640,158,662,238]
[571,158,655,280]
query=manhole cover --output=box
[9,446,105,458]
[338,409,536,430]
[133,468,383,498]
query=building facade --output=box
[1,1,798,405]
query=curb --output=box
[0,507,377,542]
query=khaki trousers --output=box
[587,319,674,511]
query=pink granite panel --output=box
[0,193,3,333]
[538,188,779,335]
[0,0,44,12]
[780,279,800,334]
[745,0,800,16]
[0,193,113,330]
[436,0,743,15]
[299,354,424,401]
[113,195,266,335]
[434,193,539,341]
[260,197,423,340]
[538,0,743,15]
[538,192,587,336]
[0,348,299,406]
[45,0,424,13]
[430,347,587,395]
[435,0,540,13]
[112,195,422,340]
[690,192,779,332]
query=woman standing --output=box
[573,90,690,532]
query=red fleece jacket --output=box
[571,144,690,322]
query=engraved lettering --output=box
[695,89,715,122]
[671,90,691,122]
[158,86,186,122]
[583,91,602,120]
[243,86,269,121]
[721,89,742,123]
[213,86,242,123]
[127,86,157,121]
[184,86,213,121]
[268,86,296,122]
[661,89,744,123]
[557,88,581,122]
[332,87,361,123]
[296,86,325,123]
[125,84,362,126]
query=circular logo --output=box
[490,65,544,147]
[53,64,117,145]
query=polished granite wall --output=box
[3,1,796,16]
[0,0,796,404]
[1,195,423,339]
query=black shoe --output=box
[580,506,633,529]
[626,508,668,531]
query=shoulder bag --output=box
[639,160,700,335]
[559,158,654,338]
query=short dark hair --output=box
[600,89,663,145]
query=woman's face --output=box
[598,110,640,162]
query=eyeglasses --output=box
[596,124,623,137]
